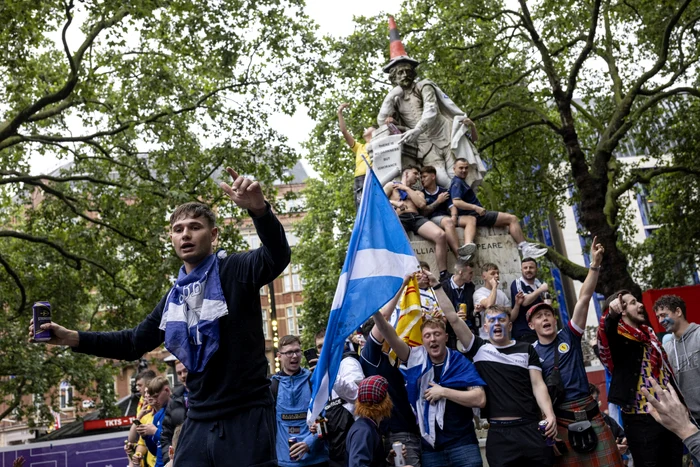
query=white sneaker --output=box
[458,243,476,257]
[521,242,548,259]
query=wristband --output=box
[432,283,442,290]
[590,266,601,271]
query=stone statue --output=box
[376,16,486,189]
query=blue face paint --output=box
[486,313,509,341]
[660,316,675,330]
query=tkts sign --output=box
[83,416,136,431]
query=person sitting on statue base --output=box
[384,165,449,280]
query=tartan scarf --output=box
[597,309,671,380]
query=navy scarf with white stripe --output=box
[159,251,229,373]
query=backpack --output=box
[323,352,359,463]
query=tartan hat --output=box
[357,376,389,405]
[526,302,556,322]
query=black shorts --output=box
[463,210,499,227]
[354,175,365,209]
[399,212,430,234]
[486,419,553,467]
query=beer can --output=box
[33,301,52,341]
[459,303,467,316]
[392,441,405,466]
[539,420,556,446]
[288,437,298,462]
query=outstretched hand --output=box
[641,379,697,440]
[28,319,79,346]
[219,167,266,216]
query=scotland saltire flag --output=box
[159,250,229,373]
[307,168,419,424]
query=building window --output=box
[292,264,302,291]
[260,285,267,296]
[286,306,302,336]
[262,309,269,339]
[283,265,303,293]
[248,234,260,250]
[283,266,292,293]
[59,381,73,409]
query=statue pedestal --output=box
[409,226,521,299]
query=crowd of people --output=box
[22,63,699,467]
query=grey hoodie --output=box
[663,322,700,422]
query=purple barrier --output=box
[0,432,129,467]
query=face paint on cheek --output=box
[660,317,675,330]
[487,313,508,340]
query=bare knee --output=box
[442,218,455,229]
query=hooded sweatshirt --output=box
[663,323,700,422]
[271,368,328,467]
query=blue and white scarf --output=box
[400,347,485,447]
[159,250,229,373]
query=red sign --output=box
[83,416,136,431]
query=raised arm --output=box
[371,275,411,343]
[219,167,291,285]
[510,292,525,322]
[571,237,604,331]
[337,103,355,148]
[372,309,410,363]
[479,278,499,307]
[426,271,474,348]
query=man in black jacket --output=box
[29,167,290,467]
[597,290,683,466]
[161,360,188,464]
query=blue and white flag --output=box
[307,169,419,424]
[159,250,229,373]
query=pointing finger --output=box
[226,167,239,181]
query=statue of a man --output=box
[377,17,486,188]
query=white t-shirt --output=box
[473,287,510,339]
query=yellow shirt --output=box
[137,411,157,467]
[352,142,371,177]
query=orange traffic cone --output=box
[383,15,420,73]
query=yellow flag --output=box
[385,276,424,362]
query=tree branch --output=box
[0,230,137,299]
[480,66,539,110]
[0,253,27,317]
[565,0,602,100]
[543,245,589,282]
[627,0,693,97]
[0,8,130,143]
[0,80,268,150]
[611,87,700,143]
[479,120,558,151]
[0,378,27,422]
[611,165,700,201]
[571,99,604,132]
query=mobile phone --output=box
[133,420,142,426]
[304,348,318,363]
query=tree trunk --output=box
[556,102,643,299]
